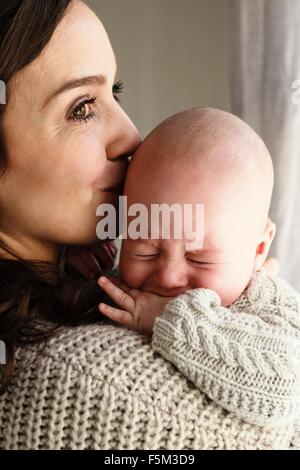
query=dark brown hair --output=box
[0,0,106,393]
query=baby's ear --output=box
[253,218,276,272]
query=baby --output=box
[99,108,277,321]
[98,108,300,428]
[119,107,275,307]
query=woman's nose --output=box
[106,107,141,161]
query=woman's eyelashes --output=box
[113,80,124,103]
[69,96,97,125]
[68,81,124,125]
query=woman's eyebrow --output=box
[41,74,107,110]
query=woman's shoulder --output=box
[17,322,201,405]
[1,322,293,449]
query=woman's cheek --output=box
[84,131,108,185]
[61,127,106,186]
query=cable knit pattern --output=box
[152,271,300,428]
[0,320,298,449]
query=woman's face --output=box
[0,0,140,260]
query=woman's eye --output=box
[70,96,97,124]
[113,80,124,103]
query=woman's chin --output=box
[61,223,100,246]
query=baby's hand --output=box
[98,276,172,335]
[65,241,117,279]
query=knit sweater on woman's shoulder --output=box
[0,271,299,450]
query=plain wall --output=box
[85,0,230,137]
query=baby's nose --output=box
[152,261,189,292]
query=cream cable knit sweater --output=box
[0,272,299,449]
[152,271,300,428]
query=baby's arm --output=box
[152,271,300,427]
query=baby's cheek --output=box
[218,267,253,306]
[218,285,243,307]
[192,268,247,307]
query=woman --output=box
[0,0,297,449]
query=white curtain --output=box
[229,0,300,290]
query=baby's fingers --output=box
[98,277,135,311]
[99,303,133,327]
[107,276,131,293]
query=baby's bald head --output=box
[121,108,276,306]
[126,107,274,239]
